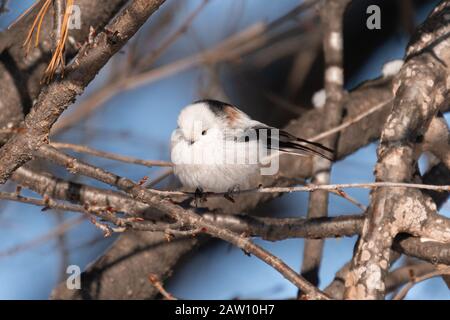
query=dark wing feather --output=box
[278,130,334,160]
[250,126,334,161]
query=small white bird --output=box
[171,99,333,197]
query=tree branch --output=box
[0,0,129,144]
[345,0,450,299]
[300,0,349,290]
[37,144,330,299]
[0,0,166,184]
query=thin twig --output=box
[0,191,88,213]
[309,98,393,142]
[385,262,437,294]
[51,142,173,167]
[0,0,167,185]
[0,190,184,235]
[329,189,367,211]
[52,0,64,50]
[244,181,450,194]
[34,146,450,197]
[0,216,84,258]
[132,181,450,198]
[136,0,209,70]
[300,0,350,292]
[148,274,177,300]
[51,21,268,134]
[37,145,330,299]
[392,266,450,300]
[146,168,174,188]
[8,0,40,29]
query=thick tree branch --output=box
[9,165,201,300]
[10,159,450,299]
[301,0,349,290]
[4,0,450,301]
[37,145,330,299]
[12,166,155,217]
[345,1,450,299]
[2,8,400,297]
[392,265,450,300]
[0,0,129,144]
[203,213,363,241]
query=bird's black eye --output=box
[202,130,207,136]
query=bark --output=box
[1,0,450,300]
[0,0,129,144]
[345,0,450,299]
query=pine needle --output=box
[22,0,74,83]
[23,0,52,55]
[43,0,74,83]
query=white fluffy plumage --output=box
[171,100,333,193]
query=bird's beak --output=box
[189,139,195,145]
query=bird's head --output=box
[177,99,249,144]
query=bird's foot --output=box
[224,185,240,203]
[193,187,207,207]
[171,197,193,209]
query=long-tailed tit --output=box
[171,99,333,195]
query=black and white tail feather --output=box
[239,125,334,161]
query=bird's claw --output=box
[194,187,207,207]
[224,185,240,203]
